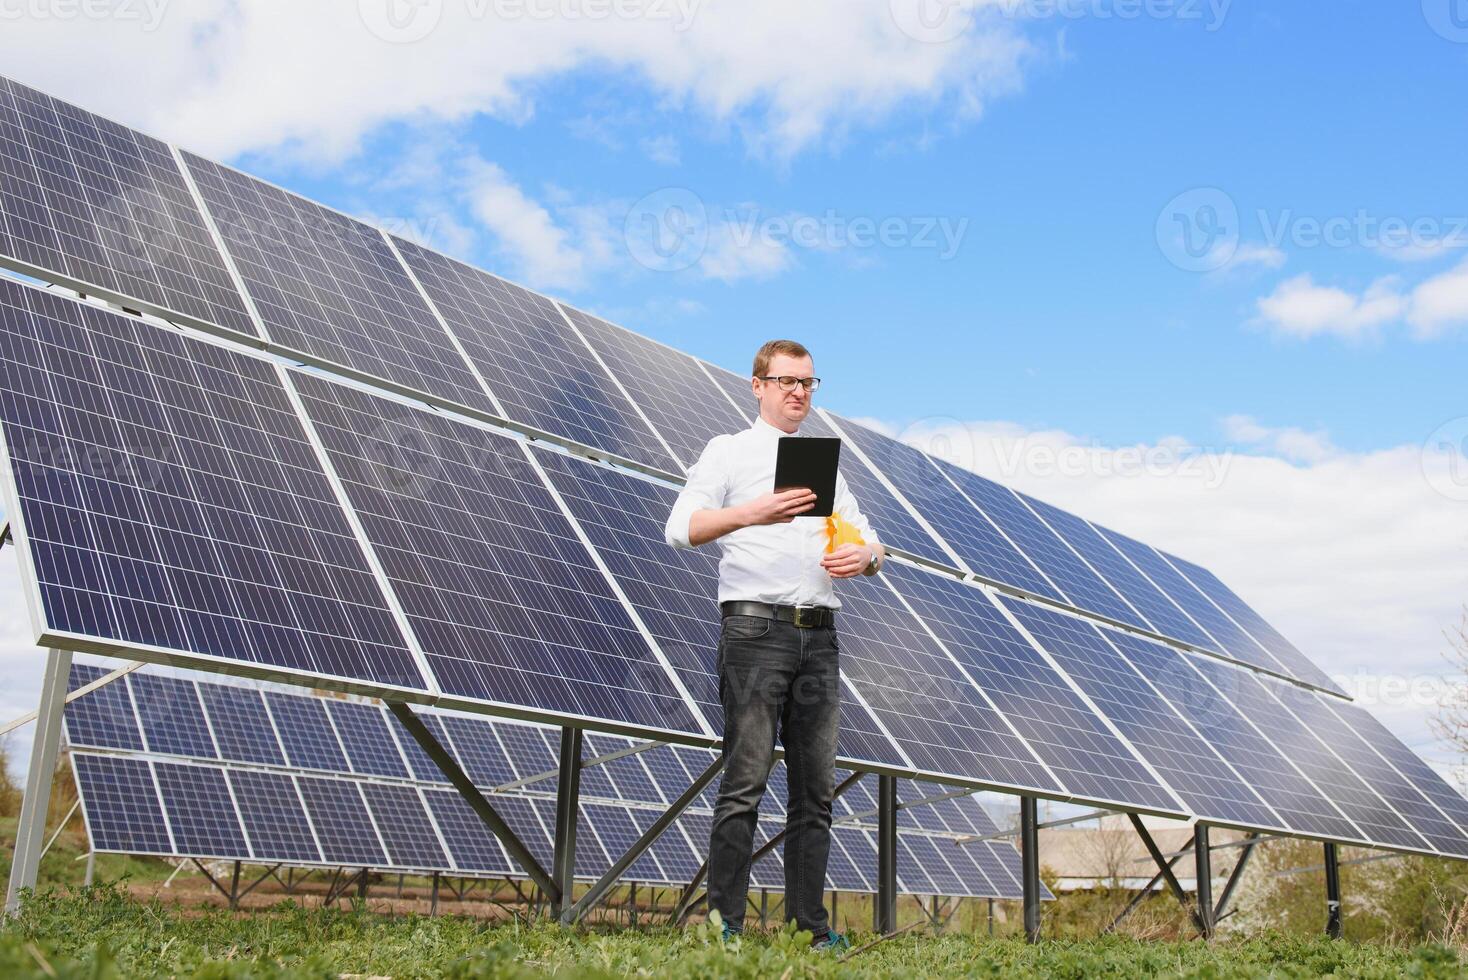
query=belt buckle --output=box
[792,605,820,629]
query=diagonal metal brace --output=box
[562,755,723,924]
[1104,835,1194,934]
[0,520,10,548]
[1213,833,1258,921]
[387,702,559,902]
[1129,814,1207,937]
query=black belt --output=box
[720,600,835,629]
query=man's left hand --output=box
[821,543,872,579]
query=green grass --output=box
[0,882,1463,979]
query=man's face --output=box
[753,352,815,431]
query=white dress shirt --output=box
[664,415,880,607]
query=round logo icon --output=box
[1422,0,1468,43]
[1155,187,1240,273]
[889,0,975,44]
[898,416,978,472]
[624,187,708,273]
[358,0,443,44]
[1423,416,1468,502]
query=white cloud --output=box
[1207,242,1286,280]
[639,134,682,166]
[464,160,596,289]
[1253,274,1406,340]
[0,2,1032,165]
[1407,257,1468,339]
[877,416,1468,762]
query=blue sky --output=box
[0,2,1466,765]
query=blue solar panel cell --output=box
[496,724,560,793]
[64,663,143,750]
[583,803,668,882]
[586,737,664,804]
[198,683,284,765]
[0,77,255,338]
[493,795,554,870]
[292,373,702,737]
[325,699,410,779]
[438,715,518,788]
[129,673,215,758]
[264,691,350,772]
[72,754,172,854]
[387,712,451,783]
[883,561,1181,813]
[391,237,678,473]
[1002,601,1279,829]
[0,280,424,689]
[562,306,751,472]
[227,770,320,863]
[422,790,513,874]
[297,777,388,867]
[361,783,450,870]
[827,413,1062,596]
[181,154,496,418]
[153,762,250,859]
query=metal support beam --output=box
[387,702,559,902]
[874,774,898,934]
[551,727,583,916]
[1212,834,1257,922]
[0,520,10,547]
[1105,836,1195,935]
[1323,842,1342,939]
[566,754,723,924]
[1129,814,1207,937]
[6,648,73,915]
[430,872,440,916]
[1020,796,1041,943]
[1194,823,1214,939]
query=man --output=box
[664,339,884,948]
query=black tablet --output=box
[774,437,840,518]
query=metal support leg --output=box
[229,861,241,910]
[874,774,898,934]
[7,648,73,914]
[1213,833,1257,922]
[759,888,768,929]
[629,881,637,928]
[552,727,584,917]
[388,702,559,903]
[1129,814,1206,937]
[430,872,440,916]
[1105,835,1194,934]
[1020,796,1041,943]
[1194,823,1214,939]
[357,868,369,901]
[84,852,95,887]
[831,889,838,932]
[987,897,994,937]
[1323,842,1342,939]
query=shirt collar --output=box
[752,414,802,439]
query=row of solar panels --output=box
[63,665,1033,899]
[0,74,1334,693]
[2,277,1466,863]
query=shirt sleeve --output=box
[833,470,881,551]
[664,436,731,549]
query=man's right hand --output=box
[739,488,818,527]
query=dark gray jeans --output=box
[706,614,840,935]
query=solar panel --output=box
[422,789,514,874]
[1000,600,1279,830]
[297,776,389,867]
[560,306,751,472]
[882,560,1183,814]
[198,683,285,766]
[360,783,451,870]
[833,572,1062,786]
[325,699,411,779]
[390,236,679,474]
[153,761,250,859]
[228,770,320,863]
[0,279,426,690]
[0,77,255,338]
[825,413,1070,597]
[264,691,350,773]
[290,371,704,737]
[1182,655,1429,852]
[1161,551,1344,695]
[928,455,1147,629]
[1019,495,1218,651]
[129,672,216,758]
[1107,635,1363,843]
[437,715,518,787]
[180,153,497,417]
[72,754,172,854]
[63,663,143,751]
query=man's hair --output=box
[752,339,811,377]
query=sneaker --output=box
[720,921,739,944]
[811,929,850,952]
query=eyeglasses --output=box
[757,375,821,392]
